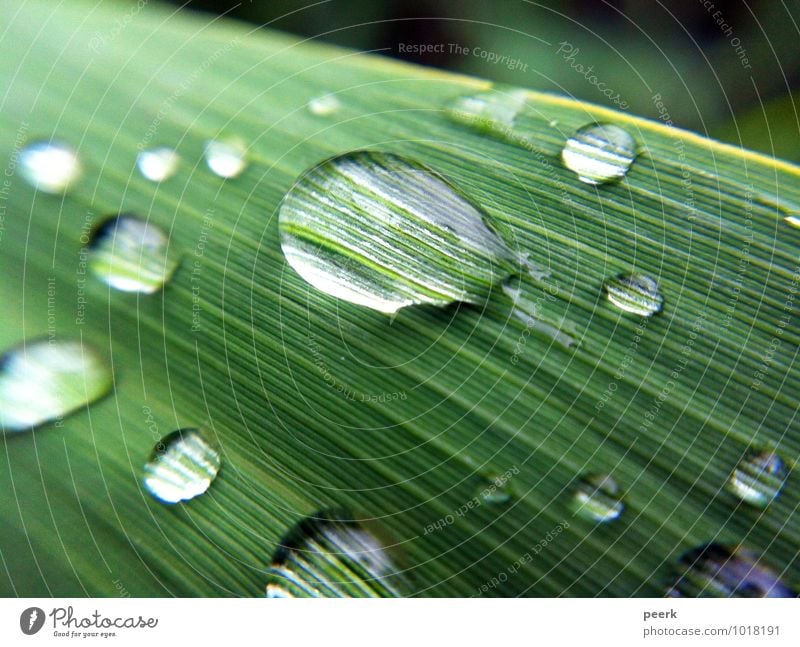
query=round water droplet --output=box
[204,138,247,178]
[278,151,518,313]
[561,123,637,185]
[88,214,179,293]
[265,510,404,598]
[478,474,514,505]
[0,339,112,431]
[571,473,624,522]
[729,451,787,507]
[604,272,663,316]
[136,147,180,182]
[143,428,221,504]
[668,543,796,597]
[308,93,342,116]
[447,88,529,130]
[19,140,81,193]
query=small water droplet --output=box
[278,151,518,313]
[784,215,800,229]
[668,543,796,597]
[478,474,513,505]
[448,88,529,131]
[561,123,637,185]
[204,138,247,178]
[88,214,179,293]
[19,140,81,193]
[143,428,221,504]
[308,93,342,116]
[729,451,787,508]
[0,339,112,431]
[604,272,663,316]
[136,147,180,182]
[265,510,404,597]
[571,473,624,522]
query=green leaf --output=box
[1,0,798,597]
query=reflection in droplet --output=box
[204,138,247,178]
[604,272,663,316]
[478,474,514,505]
[143,428,221,504]
[278,151,518,313]
[88,214,179,293]
[308,93,342,116]
[136,147,180,182]
[561,123,637,185]
[729,451,787,508]
[19,140,81,193]
[0,339,112,431]
[571,473,624,522]
[668,543,796,598]
[265,510,404,597]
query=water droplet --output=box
[143,428,221,504]
[0,340,112,431]
[136,147,180,182]
[204,138,247,178]
[604,272,663,316]
[308,93,342,116]
[278,151,518,313]
[478,474,513,505]
[561,123,637,185]
[265,510,404,597]
[784,215,800,229]
[571,473,624,522]
[668,543,796,597]
[19,140,81,193]
[448,88,530,132]
[88,214,179,293]
[729,451,787,507]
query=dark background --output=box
[166,0,800,160]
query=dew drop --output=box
[278,151,518,313]
[478,474,514,505]
[0,339,112,431]
[136,147,180,182]
[143,428,221,504]
[447,88,530,132]
[668,543,796,597]
[19,140,81,193]
[604,272,663,316]
[784,215,800,229]
[204,138,247,178]
[265,509,404,597]
[571,473,624,522]
[88,214,179,293]
[308,93,342,116]
[729,451,787,508]
[561,123,637,185]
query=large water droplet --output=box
[729,451,787,508]
[278,151,519,313]
[136,147,180,182]
[604,272,663,316]
[265,510,404,597]
[88,214,179,293]
[19,140,81,193]
[0,339,112,431]
[668,543,796,597]
[308,93,342,116]
[204,138,247,178]
[571,473,624,522]
[143,428,221,503]
[561,123,637,185]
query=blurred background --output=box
[168,0,800,161]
